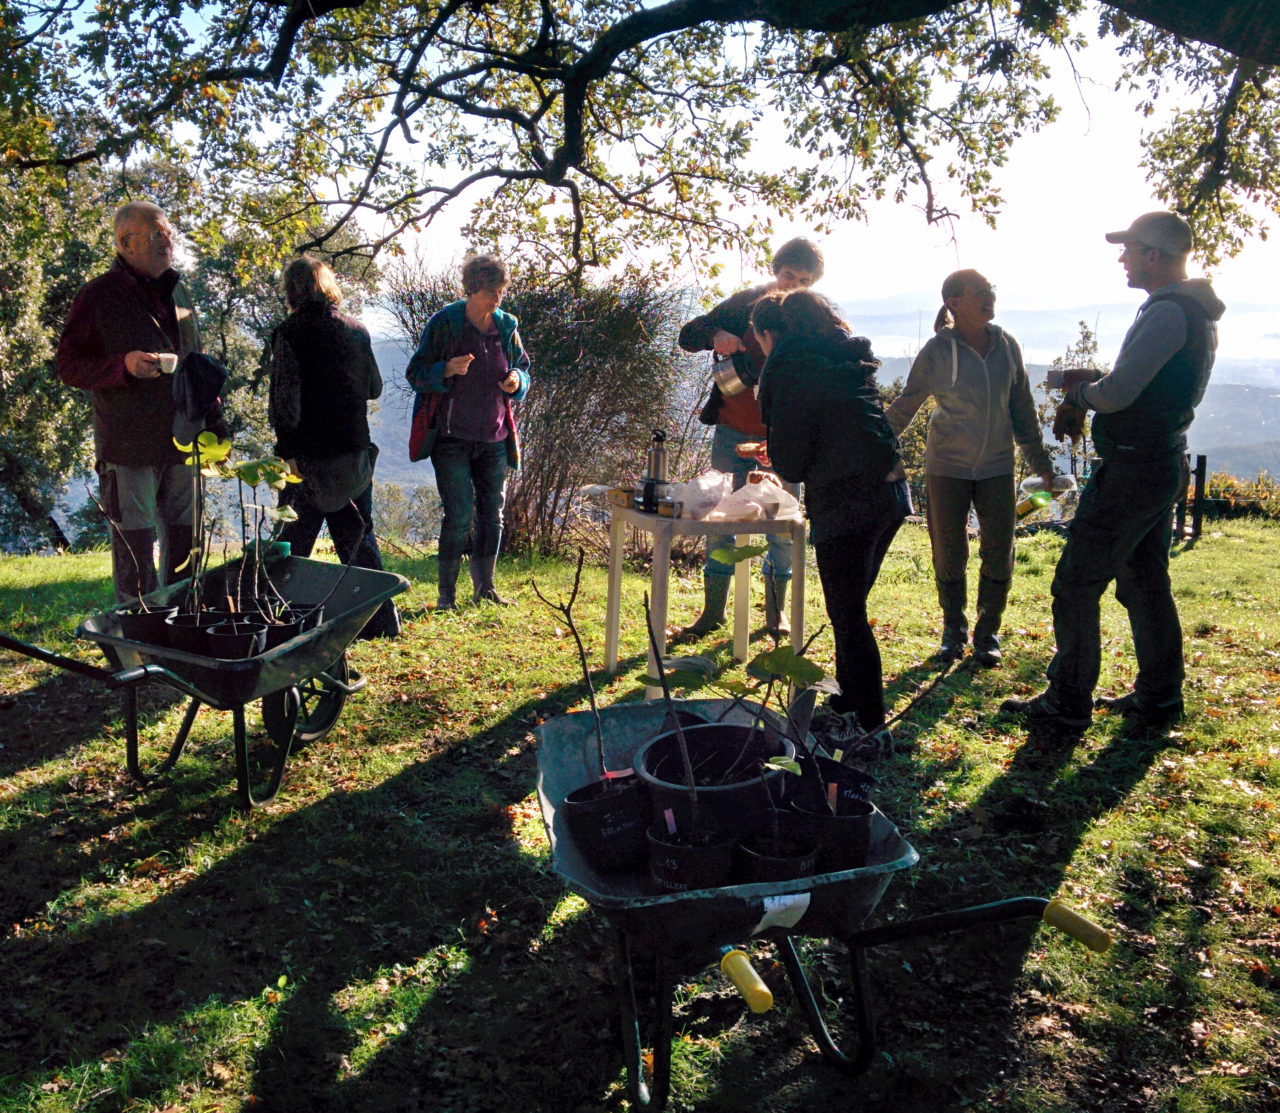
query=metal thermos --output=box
[642,430,669,512]
[645,429,669,482]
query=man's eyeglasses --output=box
[129,227,173,246]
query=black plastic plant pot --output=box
[262,604,326,651]
[205,620,267,660]
[634,722,797,842]
[561,774,650,874]
[733,814,820,884]
[793,795,875,873]
[116,605,177,647]
[164,611,218,656]
[645,824,734,893]
[787,754,876,815]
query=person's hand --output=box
[1052,400,1087,443]
[1039,470,1057,489]
[125,350,161,379]
[445,353,474,378]
[712,329,744,357]
[498,370,520,394]
[735,440,771,467]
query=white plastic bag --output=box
[707,471,802,522]
[668,470,734,520]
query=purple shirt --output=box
[445,318,511,443]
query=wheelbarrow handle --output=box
[0,631,174,691]
[1043,899,1112,953]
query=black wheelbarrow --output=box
[535,700,1111,1111]
[0,555,408,809]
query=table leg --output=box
[605,512,626,674]
[733,536,751,663]
[645,521,674,700]
[790,520,805,653]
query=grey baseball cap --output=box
[1105,211,1193,255]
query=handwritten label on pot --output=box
[752,892,810,935]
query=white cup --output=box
[158,353,179,374]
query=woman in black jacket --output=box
[267,255,399,639]
[753,290,911,758]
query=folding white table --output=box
[603,505,806,698]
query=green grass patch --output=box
[2,521,1279,1111]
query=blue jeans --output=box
[705,424,799,580]
[432,436,509,561]
[1046,451,1189,713]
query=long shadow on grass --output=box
[0,663,653,1112]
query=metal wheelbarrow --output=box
[0,555,408,809]
[536,699,1111,1111]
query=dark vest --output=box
[272,304,374,458]
[1092,292,1213,459]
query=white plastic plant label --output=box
[751,891,811,934]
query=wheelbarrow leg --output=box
[233,692,296,810]
[616,930,675,1111]
[778,935,876,1076]
[124,689,201,786]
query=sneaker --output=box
[1095,691,1184,728]
[819,711,894,762]
[809,697,843,734]
[999,692,1091,731]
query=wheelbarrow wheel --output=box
[261,653,349,745]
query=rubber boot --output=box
[764,575,790,637]
[437,556,462,611]
[472,555,514,605]
[936,576,968,661]
[676,573,731,640]
[112,527,158,604]
[972,575,1011,666]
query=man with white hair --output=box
[57,201,219,602]
[1002,211,1226,731]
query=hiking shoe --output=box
[1095,691,1184,728]
[819,711,894,762]
[999,692,1091,731]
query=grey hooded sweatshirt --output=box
[885,324,1053,481]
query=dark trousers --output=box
[279,483,397,637]
[813,480,909,732]
[432,436,509,561]
[1046,452,1189,713]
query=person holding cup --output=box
[405,254,531,610]
[56,201,225,603]
[675,236,823,640]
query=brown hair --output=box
[283,255,343,311]
[750,288,847,338]
[461,253,509,295]
[933,268,987,332]
[770,236,824,280]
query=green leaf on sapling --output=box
[748,644,825,686]
[709,543,767,565]
[763,758,801,776]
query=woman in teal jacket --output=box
[406,254,531,609]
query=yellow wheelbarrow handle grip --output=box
[720,948,774,1013]
[1043,899,1112,953]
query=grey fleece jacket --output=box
[885,324,1053,481]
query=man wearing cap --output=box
[57,201,222,603]
[1002,211,1225,731]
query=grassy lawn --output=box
[1,519,1278,1112]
